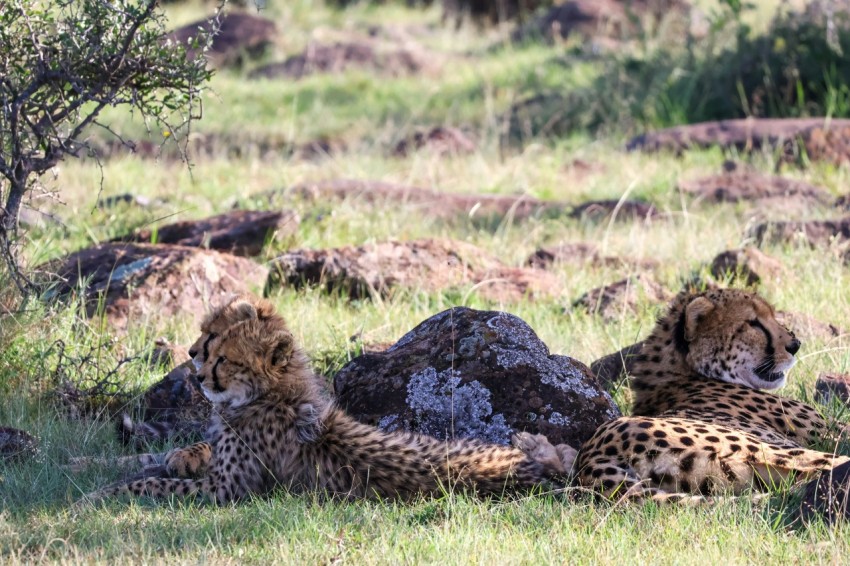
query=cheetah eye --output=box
[747,319,769,336]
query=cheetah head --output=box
[677,289,800,390]
[195,302,301,408]
[188,294,280,373]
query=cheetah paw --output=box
[512,432,577,476]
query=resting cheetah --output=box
[537,288,849,502]
[69,297,280,478]
[76,297,573,505]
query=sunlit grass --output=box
[3,0,850,562]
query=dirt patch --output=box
[513,0,691,43]
[526,241,657,271]
[708,247,786,287]
[572,274,672,321]
[443,0,553,25]
[113,210,300,257]
[249,41,432,80]
[266,179,566,221]
[167,11,277,67]
[678,171,831,207]
[333,306,620,448]
[393,127,476,157]
[570,199,660,223]
[627,118,850,164]
[776,311,847,344]
[40,243,268,331]
[268,238,561,303]
[86,132,346,162]
[749,217,850,250]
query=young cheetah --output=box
[532,288,849,502]
[76,297,573,505]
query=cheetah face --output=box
[188,296,273,373]
[682,291,801,390]
[196,312,297,409]
[197,338,258,409]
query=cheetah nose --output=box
[786,338,801,356]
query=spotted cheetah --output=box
[530,288,849,502]
[76,297,573,505]
[68,297,280,479]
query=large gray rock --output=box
[333,307,620,449]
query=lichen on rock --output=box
[405,367,512,444]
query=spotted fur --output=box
[77,298,568,505]
[558,289,847,502]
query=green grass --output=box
[3,0,850,562]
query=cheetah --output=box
[68,297,280,479]
[528,288,849,502]
[76,297,574,505]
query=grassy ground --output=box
[3,0,850,563]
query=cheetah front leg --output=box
[66,441,212,478]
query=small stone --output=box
[393,127,476,157]
[798,461,850,525]
[709,247,785,286]
[815,373,850,406]
[570,199,659,223]
[590,342,644,390]
[0,427,38,462]
[573,274,673,322]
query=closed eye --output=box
[747,319,769,336]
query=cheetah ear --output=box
[684,296,715,341]
[269,332,294,369]
[232,300,258,322]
